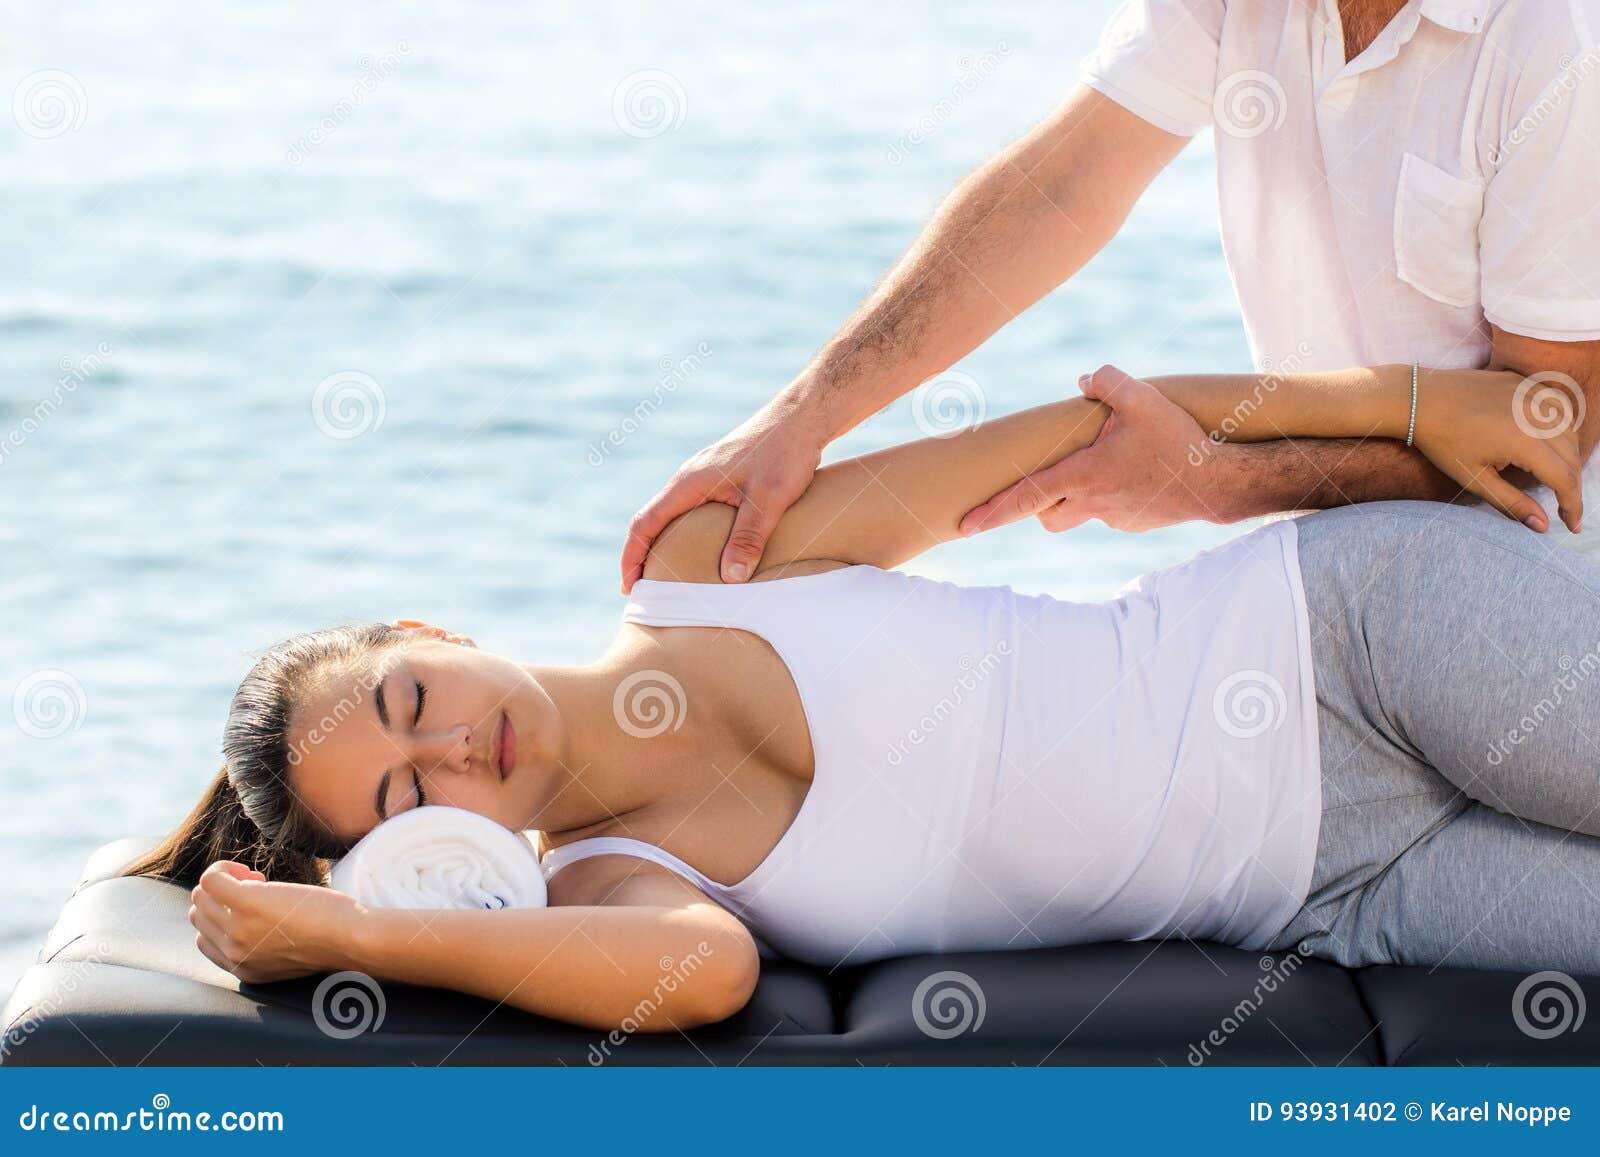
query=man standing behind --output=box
[621,0,1600,589]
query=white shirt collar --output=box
[1418,0,1492,35]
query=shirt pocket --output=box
[1393,152,1485,309]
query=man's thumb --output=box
[1079,364,1152,409]
[720,501,776,583]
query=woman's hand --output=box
[1411,369,1584,533]
[189,860,363,984]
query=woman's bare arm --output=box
[347,864,760,1031]
[643,363,1583,583]
[192,858,759,1032]
[644,396,1115,582]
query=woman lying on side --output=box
[131,365,1598,1032]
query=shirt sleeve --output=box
[1479,39,1600,341]
[1078,0,1225,137]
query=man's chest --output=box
[1206,0,1514,367]
[1338,0,1411,62]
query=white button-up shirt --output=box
[1082,0,1600,547]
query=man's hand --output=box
[390,619,476,648]
[960,365,1240,535]
[619,89,1188,590]
[621,397,830,591]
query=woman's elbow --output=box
[675,930,761,1028]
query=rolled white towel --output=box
[328,806,547,911]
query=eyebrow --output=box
[374,678,391,730]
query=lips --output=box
[496,712,517,781]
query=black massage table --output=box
[4,838,1597,1066]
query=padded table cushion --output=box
[3,840,1597,1065]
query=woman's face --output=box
[286,635,561,844]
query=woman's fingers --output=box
[188,900,242,973]
[1465,466,1550,531]
[192,928,235,975]
[191,883,230,927]
[198,862,268,929]
[188,903,230,952]
[201,860,259,893]
[192,873,257,958]
[1548,429,1583,475]
[1527,446,1584,532]
[1495,442,1583,533]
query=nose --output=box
[411,724,473,777]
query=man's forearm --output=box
[1209,437,1459,523]
[780,87,1186,440]
[1146,362,1553,521]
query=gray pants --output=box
[1267,500,1600,974]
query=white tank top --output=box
[542,520,1322,965]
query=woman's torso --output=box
[544,520,1323,966]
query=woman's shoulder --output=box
[640,503,853,585]
[641,503,736,585]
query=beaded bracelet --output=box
[1405,363,1418,447]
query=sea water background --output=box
[0,1,1251,1003]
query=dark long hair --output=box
[124,622,403,887]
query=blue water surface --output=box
[0,0,1249,1001]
